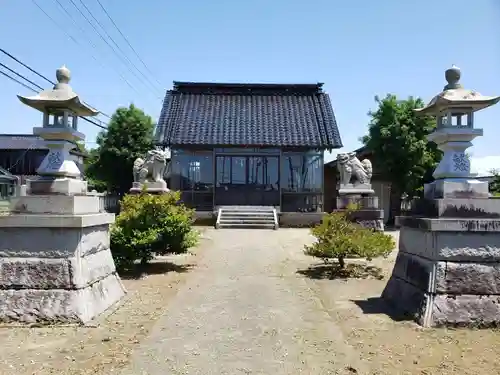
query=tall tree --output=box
[488,169,500,196]
[86,104,155,195]
[362,94,441,224]
[84,148,107,192]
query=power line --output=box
[66,0,159,99]
[7,141,40,172]
[0,69,39,93]
[0,45,110,119]
[94,0,164,90]
[0,47,53,86]
[0,62,44,91]
[73,0,163,98]
[81,116,108,130]
[51,0,138,97]
[34,0,140,98]
[0,62,107,130]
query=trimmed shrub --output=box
[110,190,198,272]
[304,209,394,270]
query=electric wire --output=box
[36,0,140,96]
[66,0,161,99]
[74,0,163,97]
[0,47,110,119]
[94,0,164,89]
[0,64,107,130]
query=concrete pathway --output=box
[121,229,366,375]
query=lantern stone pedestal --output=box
[0,196,125,324]
[129,180,169,194]
[382,66,500,327]
[335,152,384,231]
[0,66,125,324]
[383,208,500,327]
[336,188,384,231]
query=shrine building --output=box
[154,81,342,221]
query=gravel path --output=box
[120,228,367,375]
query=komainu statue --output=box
[337,152,373,186]
[133,148,169,184]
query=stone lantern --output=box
[415,65,500,199]
[382,66,500,328]
[0,66,125,325]
[17,65,98,195]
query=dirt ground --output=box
[1,229,500,374]
[0,240,205,375]
[299,230,500,375]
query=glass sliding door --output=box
[170,149,214,210]
[281,151,324,212]
[214,154,280,207]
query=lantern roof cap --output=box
[415,65,500,116]
[17,65,98,116]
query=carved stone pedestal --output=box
[384,64,500,327]
[424,178,489,199]
[0,195,126,324]
[27,177,88,196]
[335,152,383,230]
[336,188,384,232]
[129,181,169,194]
[3,65,126,325]
[383,198,500,327]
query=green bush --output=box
[110,190,198,272]
[304,209,394,270]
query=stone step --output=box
[216,205,278,230]
[220,213,275,218]
[0,201,9,212]
[220,219,276,224]
[218,222,277,229]
[218,206,276,212]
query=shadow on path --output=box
[297,262,384,280]
[352,297,414,322]
[119,261,195,280]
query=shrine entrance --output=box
[214,150,280,207]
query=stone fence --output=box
[0,184,121,214]
[86,191,120,213]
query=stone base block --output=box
[0,249,118,289]
[382,275,500,327]
[0,212,125,324]
[0,272,126,324]
[27,177,88,196]
[10,195,101,215]
[278,212,324,227]
[129,181,169,194]
[336,194,379,210]
[356,219,384,231]
[335,208,384,231]
[410,197,500,219]
[383,217,500,327]
[338,183,374,195]
[424,178,489,199]
[0,212,114,231]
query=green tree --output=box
[110,190,198,273]
[304,208,394,275]
[488,169,500,196]
[86,104,155,195]
[361,95,441,224]
[84,148,107,192]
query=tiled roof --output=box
[0,134,86,156]
[155,82,343,149]
[0,166,16,181]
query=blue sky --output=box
[1,0,499,172]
